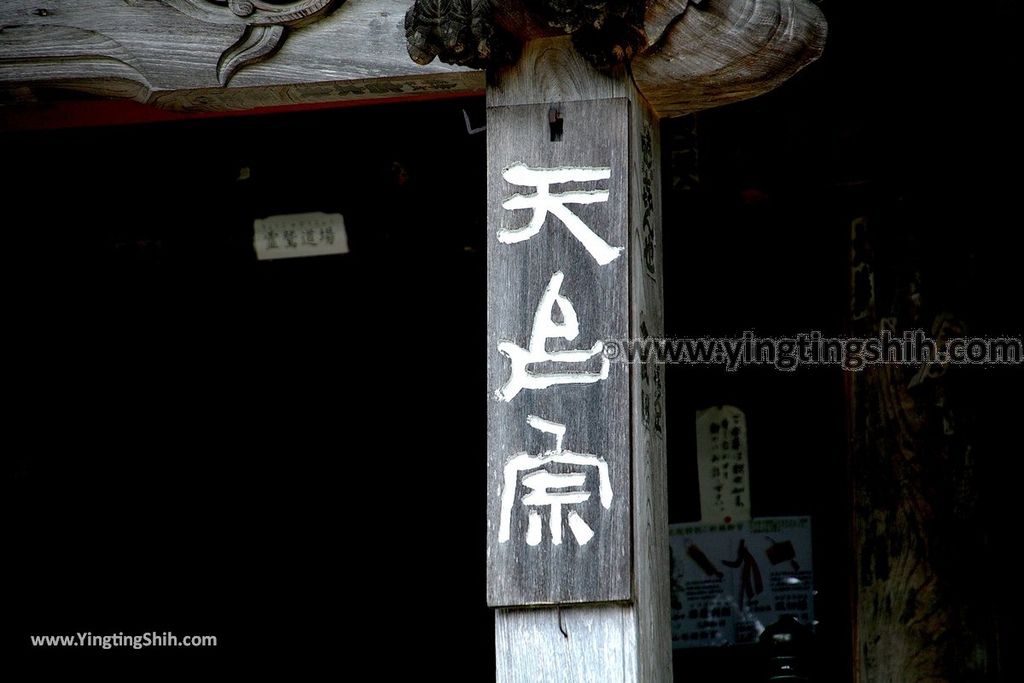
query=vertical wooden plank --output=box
[485,37,627,108]
[486,95,631,607]
[495,605,634,682]
[487,37,670,681]
[627,85,671,683]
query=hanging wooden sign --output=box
[486,97,632,606]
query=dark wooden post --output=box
[847,218,995,681]
[485,38,670,681]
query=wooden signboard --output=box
[486,95,632,606]
[485,41,671,679]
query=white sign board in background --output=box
[253,212,349,261]
[695,405,750,524]
[668,516,814,648]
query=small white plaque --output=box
[254,212,349,260]
[695,405,751,524]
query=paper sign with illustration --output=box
[668,516,814,648]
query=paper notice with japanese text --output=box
[254,212,348,260]
[669,516,814,648]
[695,405,750,524]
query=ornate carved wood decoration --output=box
[404,0,827,117]
[405,0,514,69]
[0,0,478,111]
[0,0,825,116]
[405,0,662,70]
[162,0,342,85]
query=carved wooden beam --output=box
[406,0,653,70]
[0,0,478,111]
[1,1,824,118]
[405,0,827,115]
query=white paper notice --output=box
[669,517,814,648]
[253,212,349,260]
[695,405,750,524]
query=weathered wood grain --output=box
[489,34,670,681]
[147,72,478,111]
[632,0,827,117]
[486,96,632,607]
[626,76,670,683]
[162,0,335,26]
[0,0,825,116]
[0,24,153,101]
[0,0,476,109]
[495,605,636,682]
[643,0,694,47]
[486,37,627,108]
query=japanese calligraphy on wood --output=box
[627,91,670,681]
[487,97,630,606]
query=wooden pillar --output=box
[485,38,669,682]
[847,218,994,681]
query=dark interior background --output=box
[3,0,1019,679]
[2,102,491,674]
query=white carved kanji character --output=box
[500,163,622,265]
[498,416,613,547]
[495,271,609,402]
